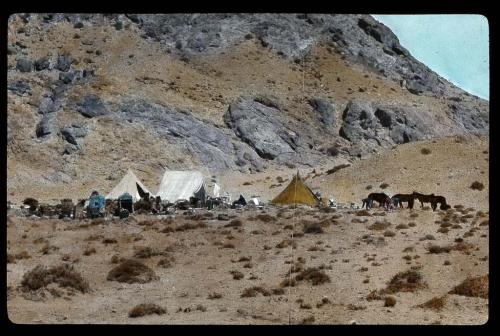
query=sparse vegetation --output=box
[295,267,330,286]
[384,296,396,307]
[379,182,389,189]
[417,296,446,311]
[449,275,488,299]
[128,303,166,318]
[381,270,427,294]
[106,259,158,284]
[470,181,485,191]
[21,264,90,294]
[421,148,431,155]
[369,221,391,231]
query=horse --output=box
[391,193,415,209]
[412,192,449,211]
[367,193,391,207]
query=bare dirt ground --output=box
[7,204,488,325]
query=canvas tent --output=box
[156,170,206,204]
[106,169,153,201]
[270,172,320,206]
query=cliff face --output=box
[7,14,489,201]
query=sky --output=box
[372,15,489,100]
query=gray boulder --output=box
[309,98,336,126]
[56,55,72,72]
[60,124,88,147]
[76,94,108,118]
[38,94,60,115]
[34,57,50,71]
[339,100,378,142]
[225,97,298,160]
[8,80,30,96]
[59,71,76,84]
[16,58,32,72]
[36,114,57,137]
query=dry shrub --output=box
[355,209,371,217]
[421,148,431,155]
[380,182,389,189]
[437,227,449,234]
[372,211,386,216]
[256,213,276,222]
[383,230,395,237]
[230,270,244,280]
[224,219,242,227]
[21,264,89,293]
[369,221,391,231]
[295,268,330,286]
[241,286,270,297]
[106,259,159,284]
[83,246,96,256]
[449,275,488,299]
[403,246,415,253]
[175,222,207,231]
[208,292,223,299]
[157,255,175,268]
[427,244,452,254]
[347,303,366,310]
[128,303,166,318]
[470,181,484,191]
[303,222,324,234]
[84,234,103,241]
[111,254,125,264]
[276,239,297,249]
[366,290,382,301]
[382,270,427,294]
[300,302,312,309]
[384,296,396,307]
[410,213,419,218]
[102,238,117,244]
[301,316,315,325]
[479,220,489,226]
[408,222,416,227]
[280,278,297,287]
[134,247,162,259]
[417,296,446,311]
[396,224,409,230]
[138,220,156,226]
[352,218,368,223]
[222,243,235,249]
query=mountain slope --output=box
[7,14,489,202]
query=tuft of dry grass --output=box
[83,246,96,256]
[421,148,431,155]
[301,315,315,325]
[449,275,488,299]
[128,303,166,318]
[395,224,409,230]
[134,246,163,259]
[369,221,391,231]
[417,296,447,311]
[241,286,270,297]
[230,270,244,280]
[256,213,276,223]
[276,239,297,249]
[382,270,427,294]
[106,259,159,284]
[21,264,90,293]
[175,222,207,231]
[383,230,396,237]
[384,296,396,307]
[295,268,331,286]
[470,181,485,191]
[303,222,324,234]
[224,219,243,227]
[208,292,223,299]
[157,255,175,268]
[355,209,371,217]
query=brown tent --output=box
[270,172,320,206]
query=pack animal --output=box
[391,193,415,209]
[366,193,391,207]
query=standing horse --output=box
[391,193,416,209]
[367,193,391,207]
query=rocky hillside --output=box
[7,14,489,202]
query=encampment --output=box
[106,169,153,202]
[270,172,321,206]
[156,170,206,206]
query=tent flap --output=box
[270,173,320,206]
[106,169,153,202]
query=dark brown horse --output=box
[367,193,391,207]
[391,194,415,209]
[412,192,450,211]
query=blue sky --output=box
[372,15,489,100]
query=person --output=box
[362,198,371,209]
[384,197,395,212]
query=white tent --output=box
[106,169,153,201]
[213,183,221,198]
[156,170,206,203]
